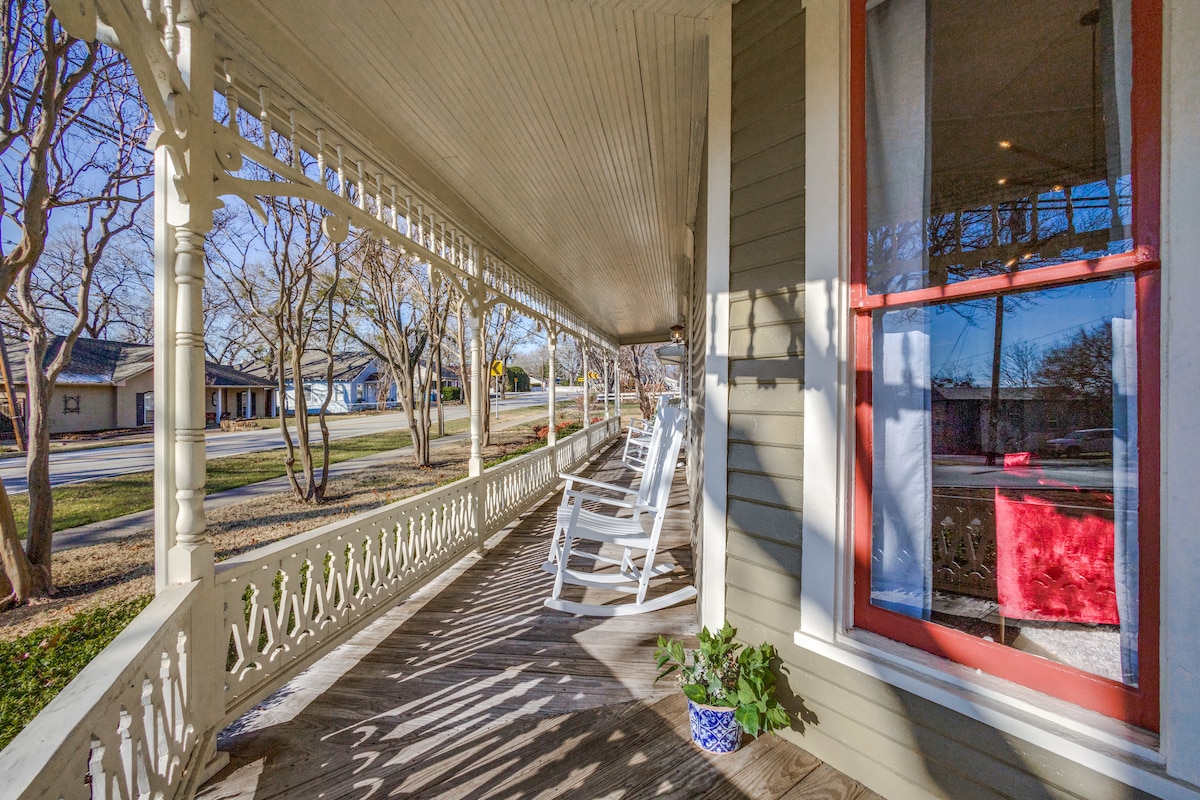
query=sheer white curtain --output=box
[1112,314,1139,684]
[867,0,934,620]
[866,0,930,294]
[872,309,933,619]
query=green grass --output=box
[10,409,543,535]
[0,595,153,749]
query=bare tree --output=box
[17,233,151,340]
[346,241,450,467]
[448,300,522,446]
[555,335,583,387]
[0,2,152,603]
[202,209,269,365]
[619,344,667,420]
[1036,321,1113,399]
[213,195,347,503]
[1000,339,1043,389]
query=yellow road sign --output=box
[587,371,599,380]
[490,360,504,377]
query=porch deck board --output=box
[199,444,874,800]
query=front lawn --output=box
[0,595,152,749]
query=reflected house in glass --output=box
[930,386,1103,457]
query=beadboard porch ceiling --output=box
[206,0,717,344]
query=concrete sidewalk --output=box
[51,412,555,553]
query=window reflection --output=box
[871,276,1140,684]
[866,0,1134,293]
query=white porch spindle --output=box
[547,328,558,445]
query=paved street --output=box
[1,392,563,493]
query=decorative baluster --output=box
[375,174,384,222]
[316,128,326,185]
[258,86,272,153]
[163,0,178,59]
[356,160,367,211]
[223,60,240,135]
[336,145,346,199]
[390,186,400,231]
[416,204,424,247]
[288,110,298,168]
[405,195,413,239]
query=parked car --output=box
[1043,428,1115,458]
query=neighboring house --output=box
[251,352,465,415]
[0,337,273,435]
[248,351,395,415]
[204,362,278,426]
[930,386,1105,456]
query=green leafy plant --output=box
[654,621,790,737]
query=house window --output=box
[853,0,1160,729]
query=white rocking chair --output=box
[544,405,695,617]
[621,394,683,473]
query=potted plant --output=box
[654,621,790,753]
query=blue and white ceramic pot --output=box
[687,699,742,753]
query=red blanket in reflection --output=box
[993,487,1119,624]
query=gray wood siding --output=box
[726,0,805,636]
[687,146,708,563]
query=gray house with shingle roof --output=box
[0,337,274,435]
[244,351,397,414]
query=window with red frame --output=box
[852,0,1159,730]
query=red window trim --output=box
[849,0,1161,732]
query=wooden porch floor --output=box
[199,443,879,800]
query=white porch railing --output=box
[0,581,205,800]
[217,479,477,718]
[0,420,619,799]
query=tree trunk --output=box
[23,334,55,580]
[0,478,48,606]
[0,327,25,451]
[434,324,445,437]
[288,345,316,502]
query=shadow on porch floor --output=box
[199,443,878,800]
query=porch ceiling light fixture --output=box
[669,324,685,344]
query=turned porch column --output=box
[613,349,621,428]
[147,11,217,590]
[546,326,559,446]
[603,353,610,419]
[467,297,485,478]
[582,339,590,428]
